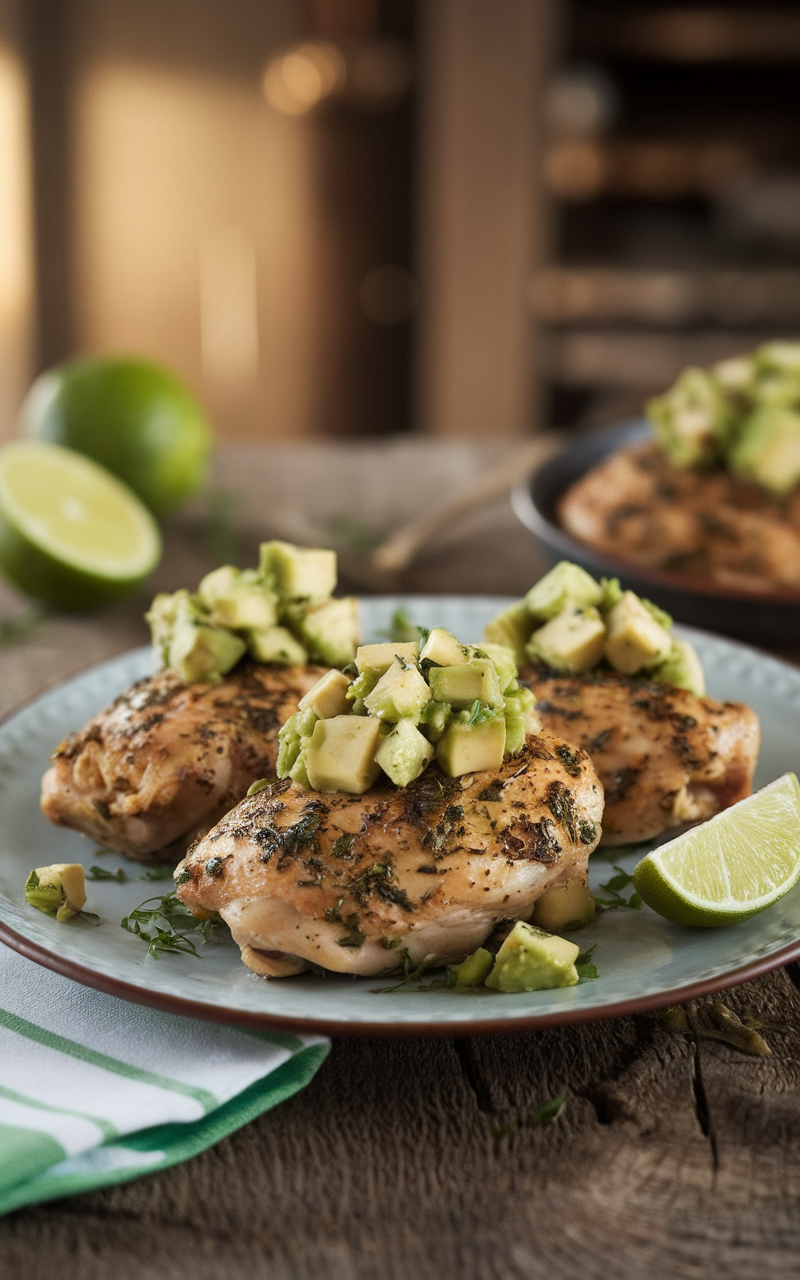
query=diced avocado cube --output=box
[419,699,451,741]
[277,714,302,777]
[296,597,360,667]
[523,561,603,622]
[640,597,673,631]
[603,591,672,675]
[526,606,605,674]
[196,564,238,605]
[295,706,319,738]
[207,578,277,632]
[419,628,473,668]
[364,658,432,722]
[479,642,518,694]
[453,947,494,987]
[503,685,536,753]
[375,719,434,787]
[728,407,800,496]
[24,863,87,922]
[145,589,196,666]
[247,625,308,665]
[436,714,506,777]
[646,367,735,469]
[651,637,706,697]
[713,353,758,393]
[755,341,800,377]
[483,599,531,664]
[289,750,312,790]
[355,641,419,673]
[259,540,337,602]
[428,659,503,710]
[347,668,381,714]
[484,921,580,992]
[168,615,246,684]
[305,715,384,793]
[530,880,596,933]
[299,670,353,719]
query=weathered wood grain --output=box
[3,444,800,1278]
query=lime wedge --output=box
[632,773,800,927]
[0,440,162,609]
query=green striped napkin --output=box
[0,943,329,1216]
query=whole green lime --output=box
[19,356,213,516]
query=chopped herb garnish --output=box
[120,891,222,959]
[336,915,366,948]
[576,944,599,981]
[87,865,128,883]
[246,777,270,797]
[555,743,583,777]
[594,867,642,912]
[331,834,356,860]
[140,866,176,881]
[377,608,427,644]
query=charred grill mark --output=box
[502,816,561,864]
[536,700,584,722]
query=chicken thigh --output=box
[175,734,604,978]
[41,661,327,861]
[522,666,759,846]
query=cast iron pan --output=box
[511,418,800,647]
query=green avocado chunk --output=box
[453,947,494,987]
[484,921,580,992]
[374,718,434,787]
[482,599,530,664]
[259,540,337,602]
[524,561,603,622]
[305,715,384,793]
[646,366,736,469]
[164,593,246,683]
[728,406,800,496]
[293,597,359,667]
[24,864,87,922]
[650,637,706,696]
[428,659,503,710]
[436,714,506,777]
[247,625,308,665]
[527,606,605,674]
[364,658,432,722]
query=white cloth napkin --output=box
[0,943,329,1216]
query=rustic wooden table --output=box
[2,441,800,1280]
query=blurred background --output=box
[2,0,800,447]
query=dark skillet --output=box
[511,418,800,646]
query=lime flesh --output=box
[0,440,162,609]
[632,773,800,927]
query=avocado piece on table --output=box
[485,921,580,992]
[364,657,432,722]
[526,606,605,674]
[374,718,434,787]
[305,714,384,793]
[428,658,503,709]
[436,713,506,777]
[603,591,672,676]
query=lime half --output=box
[632,773,800,927]
[0,440,162,609]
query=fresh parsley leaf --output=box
[576,943,599,982]
[594,866,642,912]
[140,866,175,881]
[120,891,222,960]
[87,865,128,882]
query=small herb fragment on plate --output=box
[594,866,642,912]
[87,865,128,882]
[575,944,599,982]
[140,865,175,881]
[120,891,222,959]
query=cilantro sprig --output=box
[594,867,642,912]
[121,891,222,959]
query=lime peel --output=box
[0,440,162,609]
[632,773,800,927]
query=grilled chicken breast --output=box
[40,661,327,861]
[175,735,604,978]
[522,666,760,846]
[558,441,800,593]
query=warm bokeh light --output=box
[261,42,346,116]
[0,42,33,437]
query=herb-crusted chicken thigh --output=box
[174,734,604,978]
[522,666,760,846]
[40,661,327,861]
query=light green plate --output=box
[1,597,799,1037]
